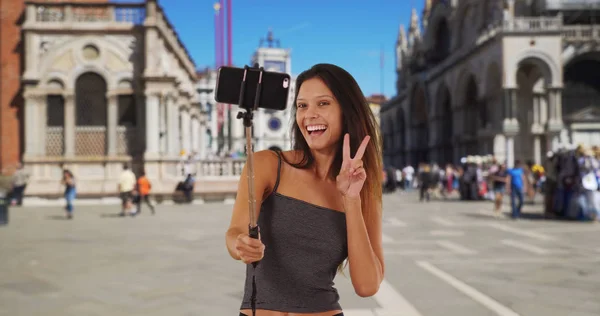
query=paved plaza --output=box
[1,193,600,316]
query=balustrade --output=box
[195,159,245,178]
[503,16,562,32]
[33,3,145,25]
[563,25,600,42]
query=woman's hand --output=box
[336,133,370,199]
[234,233,265,264]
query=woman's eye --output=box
[319,101,329,106]
[297,103,306,108]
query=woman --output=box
[225,64,384,316]
[491,163,508,217]
[61,169,76,219]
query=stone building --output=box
[17,0,203,197]
[0,0,110,175]
[381,0,600,169]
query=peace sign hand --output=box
[336,133,370,199]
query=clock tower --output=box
[247,30,295,152]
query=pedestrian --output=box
[61,169,76,219]
[225,63,383,316]
[118,163,137,216]
[10,162,29,206]
[507,160,528,219]
[135,170,155,215]
[491,163,508,217]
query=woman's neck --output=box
[310,148,337,181]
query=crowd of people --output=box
[383,145,600,221]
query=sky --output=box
[113,0,425,98]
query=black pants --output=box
[240,313,343,316]
[11,185,26,205]
[136,195,155,213]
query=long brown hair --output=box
[281,63,383,273]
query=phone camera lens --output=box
[283,78,289,89]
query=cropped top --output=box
[240,151,348,313]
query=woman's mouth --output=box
[306,124,327,137]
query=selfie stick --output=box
[236,64,262,243]
[236,64,262,316]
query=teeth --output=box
[307,125,327,131]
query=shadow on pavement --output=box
[99,213,126,218]
[45,215,69,220]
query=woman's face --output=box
[295,78,343,152]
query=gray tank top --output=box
[240,151,348,313]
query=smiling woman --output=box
[226,63,384,316]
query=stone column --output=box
[210,103,219,155]
[506,135,515,168]
[502,88,519,168]
[199,115,207,159]
[181,107,191,155]
[533,136,541,164]
[191,116,199,152]
[64,93,76,157]
[107,93,118,156]
[545,88,563,151]
[546,88,563,131]
[167,97,179,156]
[159,97,167,154]
[38,95,47,156]
[23,92,41,157]
[144,93,160,158]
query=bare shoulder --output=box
[253,150,280,169]
[250,150,281,191]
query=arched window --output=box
[75,72,107,156]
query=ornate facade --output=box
[21,0,204,196]
[381,0,600,169]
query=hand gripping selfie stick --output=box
[235,64,263,316]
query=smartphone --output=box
[214,66,291,111]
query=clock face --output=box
[264,61,286,73]
[268,116,282,131]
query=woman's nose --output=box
[305,105,318,118]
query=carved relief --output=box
[39,35,72,59]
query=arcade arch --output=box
[461,74,480,155]
[514,57,554,164]
[394,107,405,167]
[563,53,600,145]
[436,84,453,165]
[411,85,429,164]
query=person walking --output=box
[135,170,155,215]
[507,160,528,219]
[61,169,76,219]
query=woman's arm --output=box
[344,196,384,297]
[225,150,278,260]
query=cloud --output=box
[278,22,311,35]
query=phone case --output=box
[215,66,291,111]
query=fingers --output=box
[342,133,351,161]
[348,159,363,174]
[354,135,370,160]
[235,234,265,264]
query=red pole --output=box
[226,0,232,118]
[227,0,232,66]
[219,0,225,68]
[214,4,220,68]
